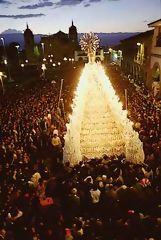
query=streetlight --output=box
[63,57,67,61]
[0,37,12,82]
[15,45,20,65]
[58,79,64,109]
[25,59,28,63]
[58,62,61,66]
[0,71,6,94]
[52,63,56,67]
[21,63,24,68]
[41,42,44,57]
[0,37,7,64]
[136,42,141,63]
[41,63,46,79]
[71,58,74,65]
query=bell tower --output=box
[69,20,78,47]
[24,24,35,62]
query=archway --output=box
[95,57,101,62]
[78,57,84,65]
[152,63,160,80]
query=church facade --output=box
[24,21,78,64]
[41,21,78,61]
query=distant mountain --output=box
[96,32,139,46]
[0,32,42,49]
[1,29,23,34]
[0,31,139,49]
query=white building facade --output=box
[74,49,104,62]
[148,19,161,94]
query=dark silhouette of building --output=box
[41,21,78,61]
[24,24,35,63]
[69,20,78,52]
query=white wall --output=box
[74,49,104,62]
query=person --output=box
[51,134,62,166]
[0,229,6,240]
[152,81,160,98]
[65,228,74,240]
[53,127,59,136]
[90,183,101,217]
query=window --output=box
[156,27,161,47]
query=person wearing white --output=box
[90,186,101,203]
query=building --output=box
[120,30,153,85]
[24,24,41,64]
[69,20,78,50]
[108,46,122,66]
[24,24,35,63]
[74,49,104,63]
[147,19,161,93]
[41,21,78,61]
[41,31,70,61]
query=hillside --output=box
[0,31,139,49]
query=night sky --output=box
[0,0,161,34]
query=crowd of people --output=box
[107,64,161,167]
[0,63,161,239]
[0,78,68,239]
[128,83,161,167]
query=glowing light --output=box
[64,63,144,165]
[114,53,118,59]
[80,32,100,63]
[41,64,46,71]
[80,32,100,54]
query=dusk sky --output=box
[0,0,161,34]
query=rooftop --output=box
[148,19,161,27]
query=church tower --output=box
[24,24,35,63]
[69,20,78,47]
